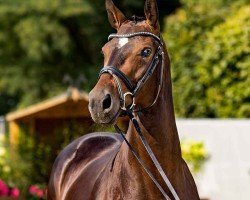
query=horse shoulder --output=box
[47,132,122,200]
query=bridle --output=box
[98,32,180,200]
[99,32,165,112]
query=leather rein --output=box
[99,32,180,200]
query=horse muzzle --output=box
[88,87,120,124]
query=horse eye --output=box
[141,48,152,58]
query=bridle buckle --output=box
[121,92,135,111]
[158,46,164,56]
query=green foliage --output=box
[0,0,248,117]
[14,16,71,62]
[197,6,250,117]
[0,0,179,115]
[163,0,250,117]
[0,134,32,191]
[0,135,9,181]
[181,139,209,174]
[0,0,95,111]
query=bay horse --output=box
[47,0,200,199]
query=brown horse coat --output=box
[47,0,200,199]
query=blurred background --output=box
[0,0,249,199]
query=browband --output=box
[108,32,163,46]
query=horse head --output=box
[89,0,165,124]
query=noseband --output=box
[99,32,165,112]
[98,32,180,200]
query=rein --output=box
[99,32,180,200]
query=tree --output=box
[0,0,95,111]
[163,0,249,117]
[0,0,180,115]
[197,5,250,117]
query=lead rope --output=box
[115,109,180,200]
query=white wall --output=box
[0,116,5,134]
[176,119,250,200]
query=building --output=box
[6,87,93,145]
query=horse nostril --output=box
[102,94,112,111]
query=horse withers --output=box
[47,0,200,199]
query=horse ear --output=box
[105,0,127,30]
[144,0,159,29]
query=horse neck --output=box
[124,48,182,165]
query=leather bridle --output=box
[99,32,164,112]
[98,32,180,200]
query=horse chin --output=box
[90,109,121,125]
[103,110,121,125]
